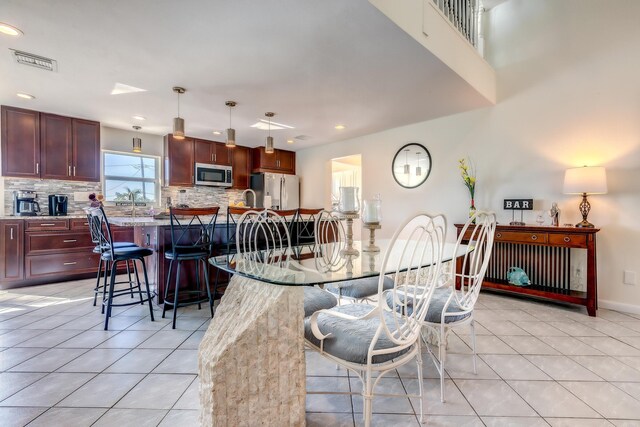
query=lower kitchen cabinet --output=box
[0,218,134,289]
[0,221,24,282]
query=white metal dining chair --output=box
[235,209,337,317]
[305,213,447,427]
[317,210,395,303]
[421,210,497,402]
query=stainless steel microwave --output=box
[194,163,233,187]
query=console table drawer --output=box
[26,231,95,255]
[548,233,587,248]
[25,219,69,231]
[495,231,548,244]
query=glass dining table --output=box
[198,240,466,426]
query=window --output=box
[103,151,160,204]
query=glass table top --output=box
[209,240,468,286]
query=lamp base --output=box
[575,220,595,228]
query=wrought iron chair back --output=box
[379,213,446,349]
[87,206,117,259]
[449,211,497,312]
[295,208,323,246]
[226,206,262,254]
[168,207,220,257]
[235,209,292,268]
[313,210,347,272]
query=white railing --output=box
[432,0,481,49]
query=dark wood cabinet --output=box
[164,134,194,186]
[71,119,100,181]
[0,221,24,282]
[40,113,73,180]
[278,149,295,172]
[1,106,100,182]
[251,147,296,174]
[1,106,41,178]
[0,218,136,289]
[231,145,251,189]
[194,139,231,166]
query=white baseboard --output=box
[599,299,640,315]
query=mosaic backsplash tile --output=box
[3,177,246,216]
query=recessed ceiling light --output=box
[334,124,346,130]
[213,131,222,135]
[16,93,35,99]
[0,22,23,36]
[132,115,146,121]
[111,82,146,95]
[287,139,294,144]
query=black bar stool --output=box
[89,206,155,330]
[163,207,220,329]
[85,209,138,308]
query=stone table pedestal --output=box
[199,275,306,426]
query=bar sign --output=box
[503,199,533,210]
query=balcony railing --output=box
[432,0,481,49]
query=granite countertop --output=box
[0,214,88,220]
[109,216,226,227]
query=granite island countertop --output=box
[108,216,226,227]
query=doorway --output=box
[331,154,362,240]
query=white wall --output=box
[297,0,640,311]
[100,126,164,157]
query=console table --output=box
[455,224,599,316]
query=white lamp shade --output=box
[563,166,607,194]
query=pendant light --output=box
[403,149,410,175]
[172,86,186,139]
[132,126,142,153]
[265,112,275,154]
[415,152,422,176]
[225,101,237,147]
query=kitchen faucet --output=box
[241,189,256,207]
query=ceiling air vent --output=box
[10,49,58,72]
[294,135,311,141]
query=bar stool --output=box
[85,209,137,308]
[89,206,156,330]
[163,207,220,329]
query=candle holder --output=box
[336,211,359,256]
[362,222,381,252]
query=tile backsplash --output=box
[2,177,245,216]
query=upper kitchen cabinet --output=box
[251,147,296,175]
[164,134,195,186]
[71,119,100,181]
[1,106,41,178]
[41,113,73,180]
[194,139,231,166]
[231,145,251,190]
[1,106,100,182]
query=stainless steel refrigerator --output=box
[250,173,300,210]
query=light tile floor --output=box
[2,278,640,426]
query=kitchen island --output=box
[109,216,230,305]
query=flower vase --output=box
[469,199,476,223]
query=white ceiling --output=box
[0,0,491,151]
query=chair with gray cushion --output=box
[421,210,496,402]
[305,213,447,427]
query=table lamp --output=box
[563,166,607,228]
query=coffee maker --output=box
[13,191,41,216]
[48,194,69,216]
